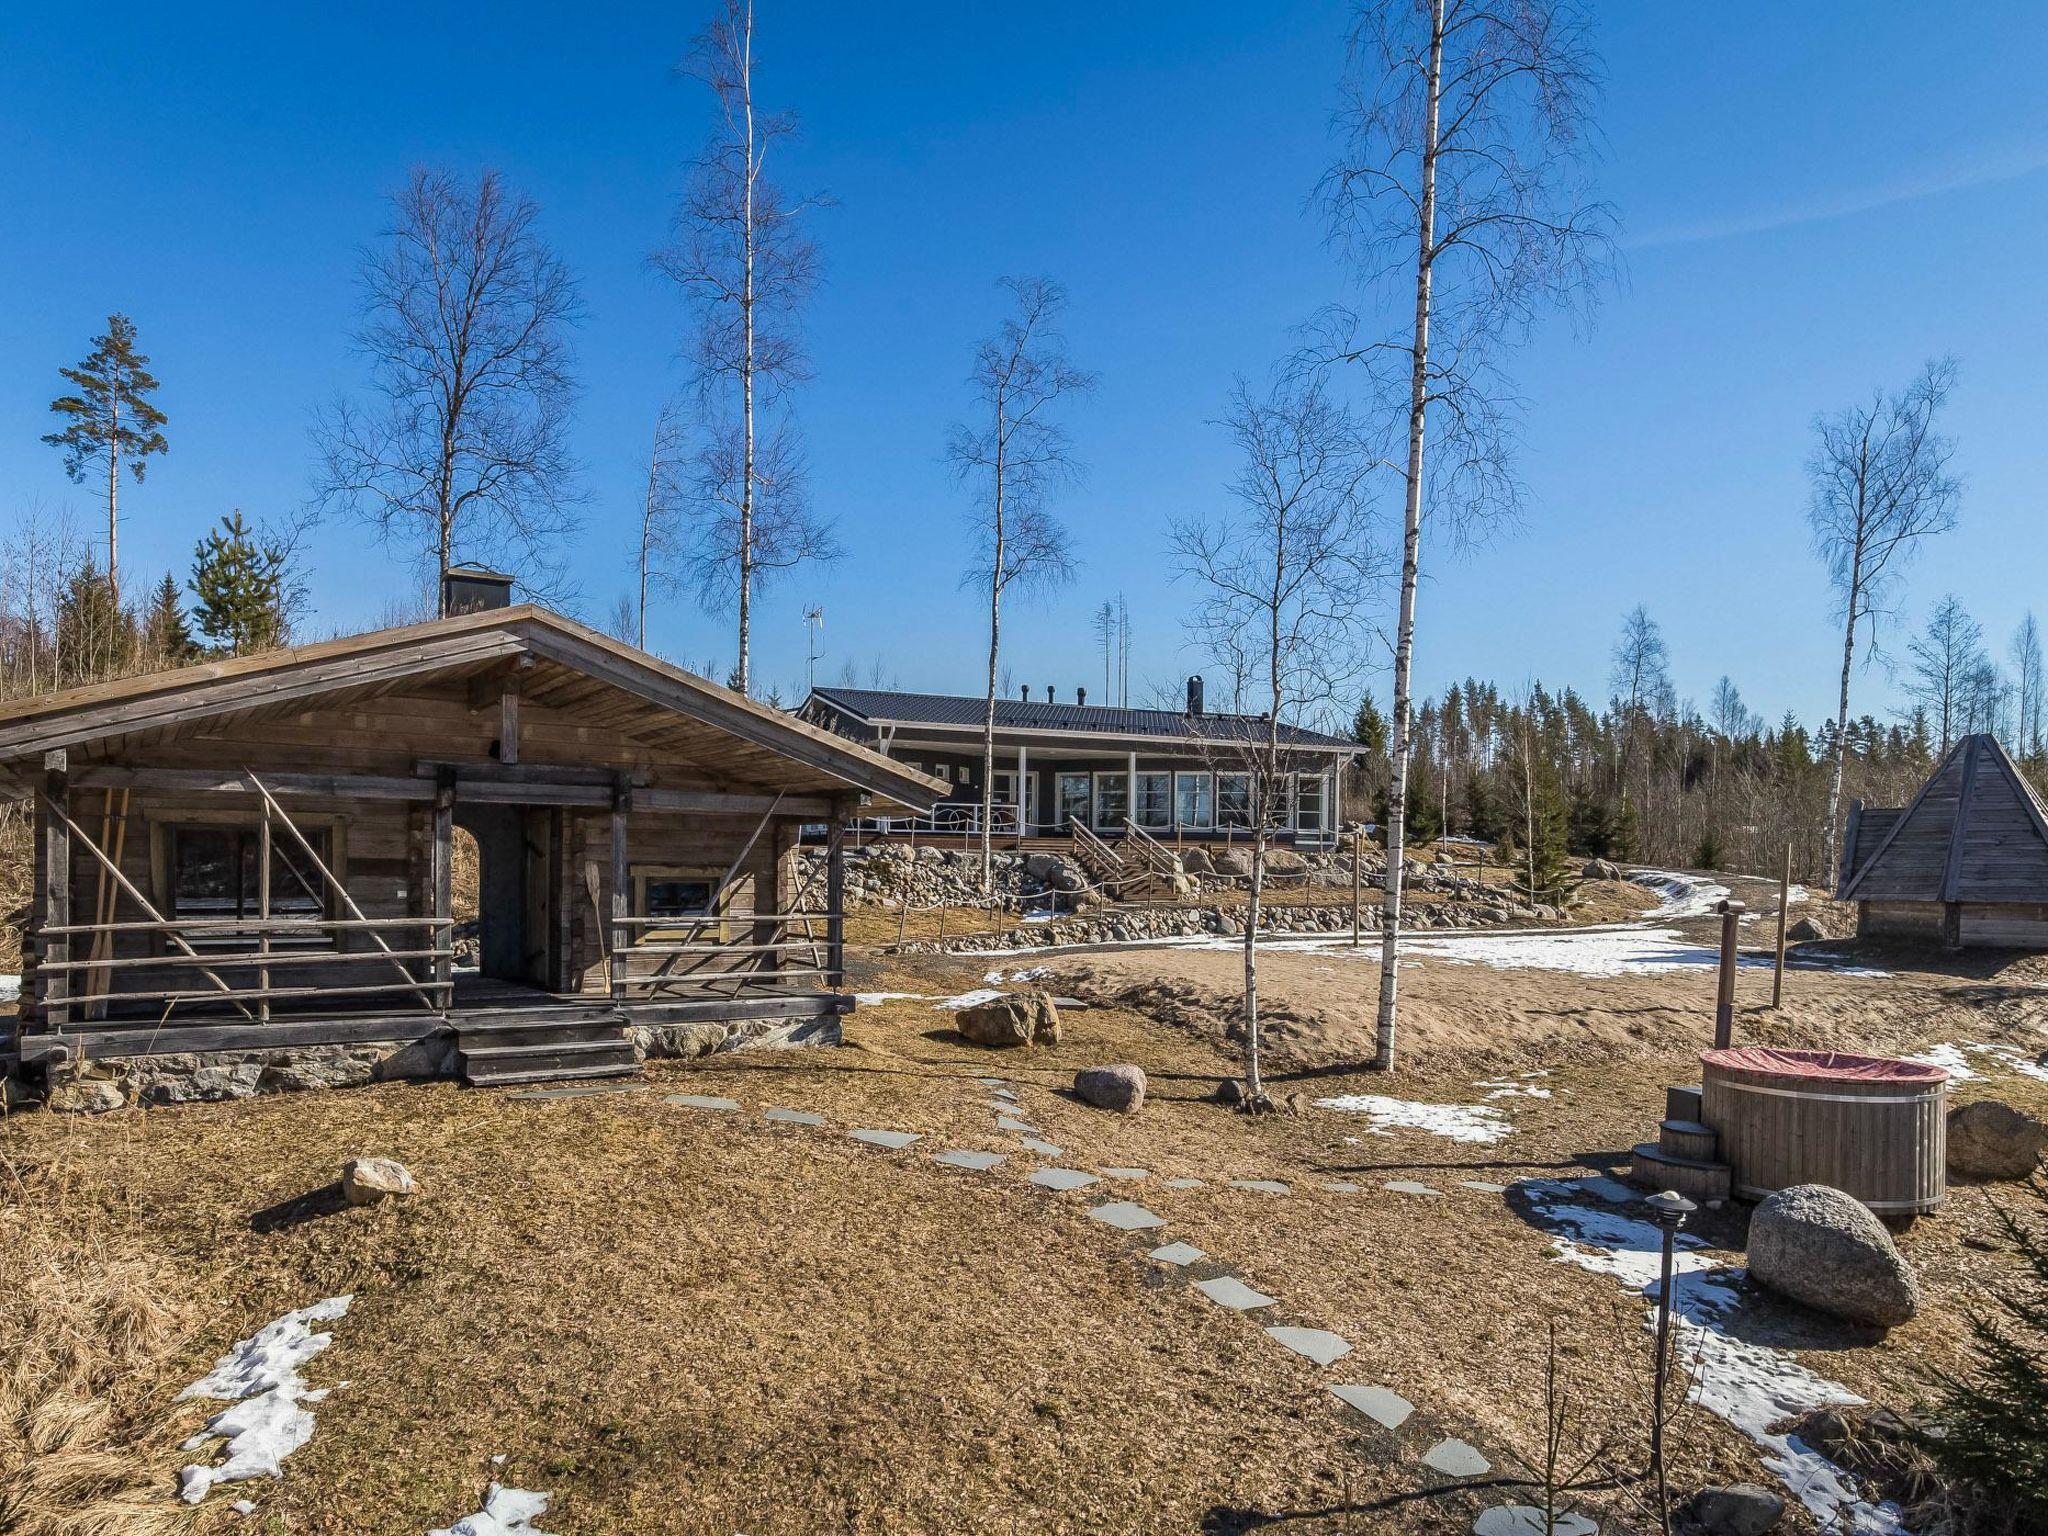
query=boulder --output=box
[1581,858,1622,881]
[1214,1077,1246,1106]
[341,1156,418,1205]
[1074,1063,1146,1113]
[1683,1483,1785,1535]
[1178,847,1213,876]
[1947,1099,2048,1180]
[1215,848,1256,879]
[954,991,1062,1048]
[1748,1183,1919,1328]
[1264,848,1307,874]
[1786,916,1829,942]
[47,1075,128,1114]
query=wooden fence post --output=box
[608,776,630,1003]
[1771,843,1791,1010]
[826,804,848,988]
[433,768,456,1007]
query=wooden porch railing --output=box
[611,909,838,999]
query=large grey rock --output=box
[1684,1483,1785,1535]
[1215,848,1256,878]
[1178,847,1213,876]
[955,991,1062,1047]
[1074,1063,1146,1113]
[1947,1099,2048,1180]
[48,1075,128,1114]
[341,1156,417,1205]
[1748,1183,1919,1328]
[1581,858,1622,881]
[1786,916,1830,942]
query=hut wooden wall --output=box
[1859,900,1945,941]
[1959,903,2048,948]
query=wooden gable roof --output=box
[1838,733,2048,904]
[0,607,947,813]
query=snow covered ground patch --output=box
[1516,1180,1907,1534]
[983,965,1051,984]
[935,988,1006,1010]
[1906,1041,2048,1083]
[1403,926,1889,979]
[1313,1093,1513,1144]
[177,1295,352,1504]
[430,1482,560,1536]
[1476,1072,1551,1101]
[1629,869,1732,920]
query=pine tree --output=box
[55,555,138,684]
[42,313,170,602]
[190,512,288,656]
[1926,1181,2048,1529]
[142,571,198,665]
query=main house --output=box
[2,583,943,1094]
[797,677,1359,849]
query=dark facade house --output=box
[1837,732,2048,949]
[798,677,1359,848]
[1,596,943,1091]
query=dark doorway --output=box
[453,803,559,989]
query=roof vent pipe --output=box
[1187,675,1205,716]
[1019,683,1028,701]
[1045,685,1053,703]
[1078,687,1087,706]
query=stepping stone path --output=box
[1148,1241,1206,1266]
[1029,1167,1100,1192]
[1020,1138,1063,1157]
[1164,1177,1207,1190]
[849,1128,920,1149]
[1322,1181,1363,1193]
[1195,1276,1277,1311]
[1099,1167,1151,1181]
[1330,1383,1414,1430]
[508,1083,641,1100]
[1228,1179,1291,1195]
[1459,1180,1509,1194]
[1473,1508,1596,1536]
[1264,1326,1352,1366]
[763,1109,826,1127]
[1088,1201,1168,1232]
[1385,1180,1443,1197]
[996,1115,1038,1133]
[1421,1438,1491,1478]
[932,1149,1005,1171]
[667,1094,741,1112]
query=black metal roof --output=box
[804,687,1357,750]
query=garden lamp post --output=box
[1645,1188,1697,1533]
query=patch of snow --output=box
[1908,1041,2048,1083]
[935,988,1007,1010]
[1517,1181,1907,1534]
[1629,869,1732,920]
[1903,1043,1977,1080]
[1314,1093,1513,1144]
[983,965,1051,983]
[178,1295,352,1504]
[429,1483,559,1536]
[1404,927,1888,980]
[1476,1077,1553,1101]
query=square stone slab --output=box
[1581,1176,1638,1205]
[849,1128,921,1149]
[1088,1201,1167,1232]
[1473,1506,1597,1536]
[1099,1167,1151,1181]
[989,1088,1019,1102]
[1229,1179,1291,1196]
[1421,1438,1491,1478]
[667,1094,741,1111]
[1020,1138,1063,1157]
[1264,1326,1352,1365]
[1195,1276,1277,1311]
[1459,1180,1509,1194]
[1148,1241,1206,1266]
[763,1108,825,1127]
[932,1149,1005,1171]
[995,1115,1038,1134]
[1329,1383,1414,1430]
[1385,1180,1443,1196]
[1163,1177,1207,1190]
[976,1077,1007,1087]
[1030,1167,1101,1191]
[1321,1181,1363,1194]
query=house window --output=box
[1175,772,1214,829]
[169,825,329,925]
[991,771,1036,833]
[1134,772,1171,829]
[632,867,725,943]
[1217,774,1253,829]
[1057,773,1091,831]
[1294,773,1326,832]
[1093,772,1129,831]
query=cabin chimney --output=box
[1019,683,1028,701]
[443,566,515,617]
[1187,675,1205,715]
[1078,686,1087,706]
[1044,685,1053,702]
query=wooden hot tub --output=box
[1700,1047,1949,1214]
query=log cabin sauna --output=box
[0,585,944,1097]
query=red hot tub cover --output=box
[1700,1046,1949,1085]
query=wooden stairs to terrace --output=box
[453,1000,641,1088]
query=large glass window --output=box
[1093,772,1129,830]
[1217,774,1253,829]
[1057,773,1091,831]
[1175,772,1214,829]
[633,867,723,944]
[1294,773,1326,832]
[1134,772,1172,829]
[170,825,327,923]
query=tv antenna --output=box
[804,605,825,691]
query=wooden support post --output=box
[1714,898,1745,1049]
[1351,827,1363,949]
[433,768,455,1006]
[40,750,70,1031]
[609,777,630,1003]
[826,802,848,988]
[1771,842,1791,1010]
[1016,743,1028,849]
[258,797,273,1022]
[499,674,521,765]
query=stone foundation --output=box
[629,1014,842,1060]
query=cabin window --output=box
[1175,772,1214,829]
[632,866,727,943]
[1133,772,1172,829]
[1294,773,1326,832]
[168,825,331,939]
[1093,772,1129,831]
[1056,773,1091,831]
[1217,774,1253,829]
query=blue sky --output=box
[2,2,2044,725]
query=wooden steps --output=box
[455,1006,640,1088]
[1627,1087,1732,1202]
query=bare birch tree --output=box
[1174,376,1381,1107]
[655,0,833,695]
[1321,0,1615,1071]
[2013,612,2044,756]
[1610,603,1670,821]
[315,167,583,606]
[1807,357,1961,874]
[950,276,1093,888]
[635,402,689,649]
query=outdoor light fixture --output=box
[1644,1189,1697,1533]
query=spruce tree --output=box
[142,571,199,665]
[55,555,138,684]
[190,512,288,656]
[43,313,170,602]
